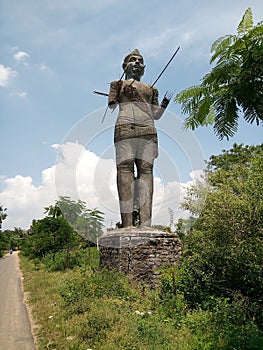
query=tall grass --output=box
[19,249,263,350]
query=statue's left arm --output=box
[151,87,170,120]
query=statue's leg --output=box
[117,163,134,227]
[136,159,153,227]
[115,139,135,228]
[135,135,157,227]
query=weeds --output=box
[19,250,263,350]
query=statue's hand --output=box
[161,96,170,109]
[161,91,174,109]
[108,101,117,110]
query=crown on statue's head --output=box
[123,49,143,65]
[130,49,140,56]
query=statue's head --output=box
[122,49,145,80]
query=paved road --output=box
[0,251,36,350]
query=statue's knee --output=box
[117,159,134,172]
[137,160,153,174]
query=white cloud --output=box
[0,64,18,87]
[14,51,29,63]
[0,142,203,231]
[18,91,27,98]
[0,175,46,229]
[51,143,61,150]
[9,91,28,98]
[40,63,53,73]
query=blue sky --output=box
[1,0,262,230]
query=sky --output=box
[0,0,262,231]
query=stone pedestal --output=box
[99,228,182,288]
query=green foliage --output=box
[237,8,254,35]
[20,250,263,350]
[173,144,263,329]
[22,196,105,270]
[175,8,263,139]
[74,207,104,243]
[49,196,105,243]
[158,270,263,349]
[17,151,263,348]
[60,267,138,316]
[54,196,86,225]
[180,176,208,217]
[44,203,63,218]
[175,217,195,239]
[1,227,28,256]
[208,143,263,171]
[22,216,76,259]
[0,231,8,257]
[40,247,99,271]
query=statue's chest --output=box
[122,80,153,103]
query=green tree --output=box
[175,8,263,139]
[75,208,104,246]
[45,196,105,244]
[23,216,76,259]
[2,227,26,250]
[44,204,63,218]
[175,144,263,327]
[175,216,195,239]
[53,196,86,225]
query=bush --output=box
[60,267,139,316]
[22,217,76,259]
[41,247,99,271]
[174,145,263,330]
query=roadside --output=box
[0,251,36,350]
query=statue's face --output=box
[125,55,145,79]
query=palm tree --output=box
[44,204,63,218]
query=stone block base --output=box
[99,228,181,288]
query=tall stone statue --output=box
[108,49,170,228]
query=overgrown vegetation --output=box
[19,197,104,270]
[174,144,263,326]
[18,144,263,349]
[20,248,263,350]
[45,196,105,244]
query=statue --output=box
[108,49,170,228]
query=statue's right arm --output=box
[108,80,122,109]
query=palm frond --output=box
[210,35,236,63]
[240,86,263,125]
[183,97,215,130]
[203,58,241,87]
[174,85,204,103]
[246,24,263,44]
[214,97,239,139]
[237,8,253,36]
[184,114,200,130]
[195,97,214,125]
[202,104,216,126]
[243,107,263,125]
[175,85,207,115]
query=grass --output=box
[19,249,263,350]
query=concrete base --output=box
[99,228,182,288]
